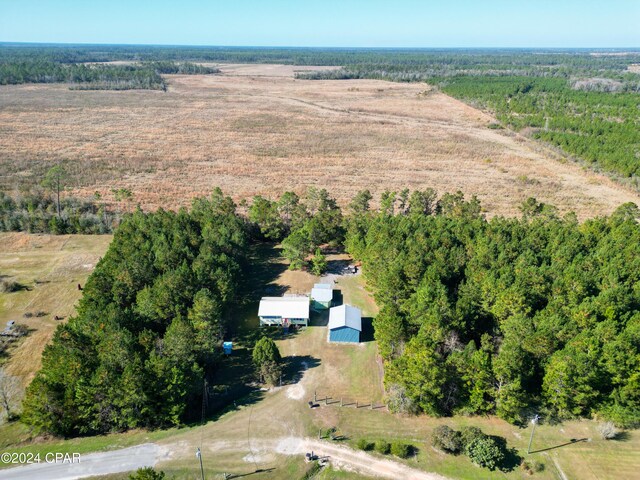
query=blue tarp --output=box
[223,342,233,355]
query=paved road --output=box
[0,443,165,480]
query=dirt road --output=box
[0,437,447,480]
[302,438,449,480]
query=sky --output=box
[1,0,639,48]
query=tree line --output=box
[0,60,218,90]
[433,76,640,181]
[3,44,639,72]
[0,190,119,234]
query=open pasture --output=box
[1,65,638,218]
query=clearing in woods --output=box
[1,64,639,218]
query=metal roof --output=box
[328,304,362,332]
[258,296,310,319]
[311,283,333,302]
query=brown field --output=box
[0,232,111,387]
[1,64,639,218]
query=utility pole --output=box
[527,414,540,454]
[196,447,205,480]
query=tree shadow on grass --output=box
[491,435,522,472]
[283,354,320,385]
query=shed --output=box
[310,283,333,310]
[328,304,362,343]
[258,296,310,327]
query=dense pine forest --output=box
[345,192,640,428]
[436,76,640,182]
[20,187,640,436]
[22,189,248,435]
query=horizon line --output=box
[1,41,640,51]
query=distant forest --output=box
[0,46,219,89]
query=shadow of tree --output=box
[283,354,321,385]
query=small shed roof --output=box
[328,304,362,332]
[258,296,310,319]
[311,283,333,302]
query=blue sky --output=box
[1,0,638,48]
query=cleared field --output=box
[1,65,639,218]
[0,232,111,386]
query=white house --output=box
[258,296,310,327]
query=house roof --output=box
[328,304,362,331]
[311,283,333,302]
[258,296,310,319]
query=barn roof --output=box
[258,296,310,319]
[311,283,333,302]
[328,304,362,331]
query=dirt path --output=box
[302,439,449,480]
[194,437,450,480]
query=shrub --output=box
[302,462,322,480]
[465,436,505,470]
[356,438,373,451]
[0,280,22,293]
[432,425,462,454]
[522,460,545,475]
[460,426,486,448]
[374,440,390,455]
[598,421,620,440]
[128,467,165,480]
[390,442,411,458]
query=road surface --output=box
[0,443,165,480]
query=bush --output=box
[465,436,505,470]
[390,442,411,458]
[598,421,620,440]
[460,426,486,448]
[522,460,545,475]
[356,438,373,451]
[374,440,390,455]
[0,280,22,293]
[128,467,165,480]
[432,425,462,454]
[302,462,322,480]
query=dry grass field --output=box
[1,64,639,218]
[0,232,111,386]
